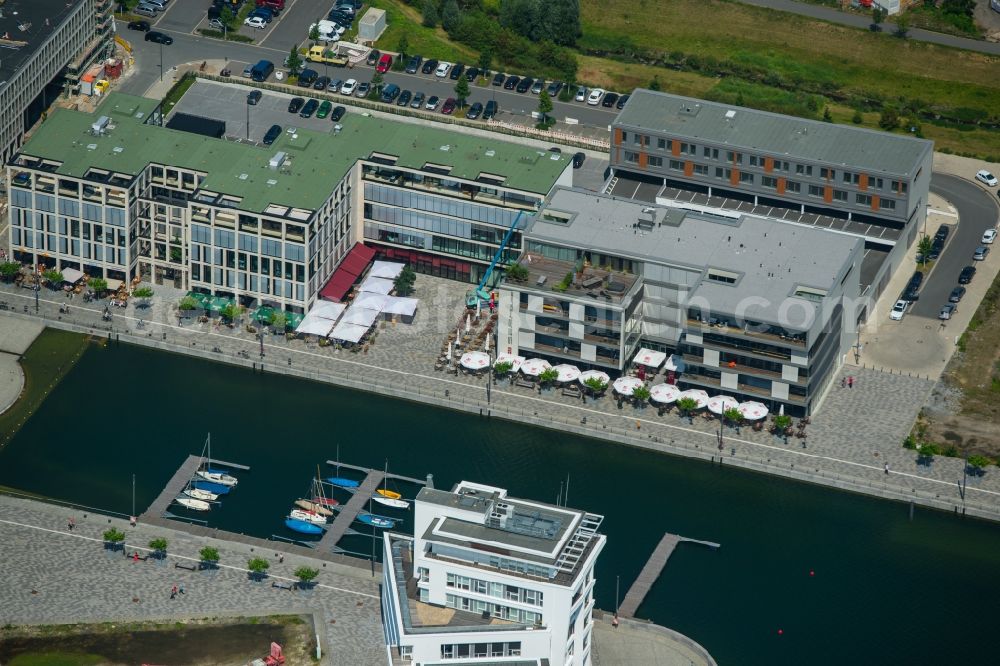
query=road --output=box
[736,0,1000,55]
[913,175,1000,317]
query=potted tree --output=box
[88,277,108,299]
[538,367,559,392]
[199,546,220,571]
[723,407,743,433]
[506,263,529,283]
[42,268,64,289]
[966,455,991,477]
[271,311,287,336]
[917,443,937,467]
[0,261,21,283]
[632,384,651,408]
[676,397,698,424]
[493,360,513,384]
[133,286,154,309]
[247,556,270,582]
[148,537,168,562]
[103,527,126,553]
[393,265,416,296]
[582,376,608,398]
[294,566,319,591]
[772,414,792,443]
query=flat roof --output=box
[0,0,81,84]
[15,92,569,214]
[615,89,931,176]
[528,188,861,324]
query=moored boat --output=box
[295,499,333,516]
[196,469,238,487]
[312,496,340,507]
[193,480,231,495]
[184,487,218,501]
[176,497,210,511]
[358,512,395,528]
[285,518,324,535]
[376,488,402,500]
[373,496,410,510]
[289,508,327,525]
[326,477,360,489]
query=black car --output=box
[548,146,561,154]
[330,105,346,122]
[903,270,924,300]
[572,152,586,169]
[422,59,438,75]
[465,102,483,120]
[934,225,950,243]
[449,63,465,80]
[287,97,305,113]
[144,32,173,45]
[483,100,498,120]
[366,49,381,66]
[397,90,413,106]
[127,20,150,31]
[949,286,966,303]
[958,265,976,284]
[381,83,401,103]
[299,99,319,118]
[515,77,533,93]
[492,72,505,86]
[262,124,282,146]
[602,92,620,108]
[313,76,331,91]
[405,55,423,74]
[328,11,353,25]
[298,69,318,87]
[617,94,630,109]
[464,67,480,81]
[247,90,262,105]
[504,75,520,90]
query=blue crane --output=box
[466,210,525,308]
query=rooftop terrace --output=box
[513,254,638,306]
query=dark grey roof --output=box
[615,89,931,176]
[0,1,81,84]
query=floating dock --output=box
[618,532,720,618]
[141,454,250,519]
[318,470,386,551]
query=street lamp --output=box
[158,42,163,83]
[246,100,250,141]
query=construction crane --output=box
[466,210,525,308]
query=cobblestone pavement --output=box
[0,494,385,665]
[0,273,998,520]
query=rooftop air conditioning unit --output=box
[91,116,110,135]
[269,152,287,170]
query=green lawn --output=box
[7,653,103,666]
[368,0,477,62]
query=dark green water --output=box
[2,341,999,665]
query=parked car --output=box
[422,59,438,74]
[934,225,950,242]
[242,64,253,78]
[889,300,907,321]
[405,55,423,74]
[903,270,923,300]
[939,304,957,320]
[247,90,262,105]
[316,100,332,119]
[299,99,319,118]
[602,92,620,108]
[287,97,305,113]
[397,90,412,107]
[492,72,506,86]
[587,88,606,105]
[503,75,520,90]
[949,286,966,303]
[328,78,343,93]
[144,31,173,44]
[262,124,282,146]
[483,100,498,120]
[366,49,381,66]
[249,8,273,22]
[331,105,346,122]
[425,95,440,111]
[546,80,563,97]
[465,67,480,81]
[356,81,371,97]
[340,78,357,96]
[376,53,393,73]
[973,246,989,261]
[982,228,997,244]
[449,63,465,80]
[975,169,998,186]
[380,83,400,103]
[616,94,630,109]
[465,102,483,120]
[435,62,452,77]
[410,92,426,109]
[297,69,318,87]
[530,79,545,94]
[928,238,944,261]
[572,152,586,168]
[127,20,150,31]
[516,77,533,93]
[575,86,588,102]
[208,18,226,30]
[244,16,267,29]
[313,76,330,90]
[441,97,457,114]
[958,265,976,284]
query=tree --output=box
[478,49,492,74]
[220,5,236,31]
[247,556,271,581]
[179,295,199,311]
[493,360,513,377]
[852,110,863,124]
[397,33,410,59]
[370,71,384,98]
[148,537,168,560]
[0,261,20,282]
[454,75,470,106]
[505,263,529,282]
[287,45,303,76]
[878,106,900,131]
[103,528,125,551]
[134,286,154,308]
[676,397,698,423]
[917,235,933,265]
[773,414,792,433]
[88,277,108,296]
[917,442,937,465]
[649,76,662,91]
[538,367,559,385]
[822,107,832,123]
[967,455,991,475]
[422,0,439,28]
[894,14,910,38]
[271,311,287,333]
[723,407,743,430]
[394,265,416,296]
[632,384,651,404]
[199,546,220,570]
[441,0,461,33]
[294,566,319,589]
[221,302,243,324]
[583,376,608,395]
[537,90,553,128]
[42,269,63,287]
[871,6,886,32]
[309,19,321,45]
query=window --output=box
[632,133,642,145]
[648,156,663,168]
[715,167,731,179]
[892,180,908,194]
[880,198,896,210]
[875,177,884,189]
[669,160,684,171]
[620,131,628,143]
[808,185,824,197]
[833,190,848,202]
[796,164,813,176]
[856,193,872,205]
[680,142,696,155]
[739,172,754,184]
[658,138,672,150]
[762,176,778,189]
[693,164,709,176]
[623,151,639,164]
[775,160,790,172]
[821,167,835,180]
[707,268,739,284]
[726,151,741,163]
[703,146,719,159]
[749,156,760,167]
[786,180,801,193]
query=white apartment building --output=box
[382,481,605,666]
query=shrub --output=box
[506,263,529,282]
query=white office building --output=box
[382,481,605,666]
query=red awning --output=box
[319,243,377,302]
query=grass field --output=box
[369,0,477,62]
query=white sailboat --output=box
[372,462,410,510]
[197,433,238,486]
[289,508,327,525]
[184,487,218,501]
[176,496,210,511]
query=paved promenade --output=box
[592,614,716,666]
[0,316,43,416]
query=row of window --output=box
[364,202,521,247]
[439,642,522,660]
[364,182,522,227]
[190,267,306,302]
[189,248,305,283]
[445,573,544,606]
[11,197,125,227]
[12,230,125,264]
[190,226,307,263]
[364,222,519,264]
[621,132,910,194]
[445,593,543,625]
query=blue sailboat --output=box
[326,477,360,489]
[358,512,395,528]
[193,480,231,495]
[285,518,325,535]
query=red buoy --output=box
[809,570,815,577]
[777,629,784,635]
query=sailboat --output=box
[285,517,324,535]
[372,462,410,510]
[176,496,210,511]
[196,433,238,487]
[193,479,231,495]
[326,476,360,489]
[358,512,395,528]
[289,508,327,525]
[183,486,218,501]
[296,467,334,515]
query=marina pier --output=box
[619,532,720,618]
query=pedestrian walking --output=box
[67,517,75,531]
[884,462,890,475]
[278,554,284,564]
[170,585,177,600]
[847,376,854,389]
[179,584,185,595]
[841,377,846,389]
[612,614,619,629]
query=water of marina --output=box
[2,340,998,664]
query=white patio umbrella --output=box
[613,376,644,396]
[633,347,667,369]
[484,332,491,352]
[677,388,710,409]
[738,401,769,421]
[476,299,481,320]
[520,358,552,377]
[446,343,452,361]
[465,314,471,334]
[494,353,524,373]
[707,395,740,415]
[578,369,610,386]
[649,383,682,404]
[460,350,491,370]
[552,364,581,383]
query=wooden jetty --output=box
[618,532,720,618]
[141,454,250,519]
[325,459,426,486]
[317,470,386,552]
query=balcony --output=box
[532,341,619,368]
[686,317,806,348]
[681,373,807,405]
[534,322,620,347]
[682,353,807,384]
[512,255,637,305]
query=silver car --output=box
[939,304,956,320]
[973,246,989,261]
[328,79,343,93]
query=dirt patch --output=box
[0,616,315,666]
